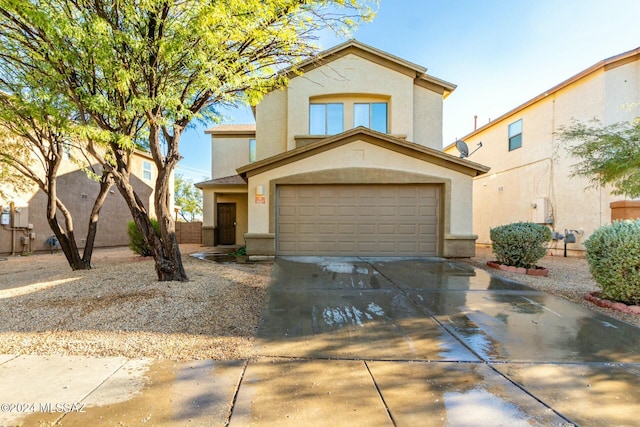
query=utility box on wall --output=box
[533,197,553,224]
[13,207,29,228]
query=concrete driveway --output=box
[234,257,640,426]
[2,257,639,426]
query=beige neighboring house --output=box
[0,149,163,255]
[197,40,488,257]
[444,47,640,255]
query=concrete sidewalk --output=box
[2,257,640,426]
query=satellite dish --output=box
[456,140,469,158]
[455,140,483,159]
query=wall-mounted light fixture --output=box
[256,185,265,196]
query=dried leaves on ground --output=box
[0,245,272,360]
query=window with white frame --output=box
[249,139,256,163]
[354,102,388,133]
[143,161,152,180]
[309,103,344,135]
[508,119,523,151]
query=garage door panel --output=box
[397,224,417,235]
[338,223,356,234]
[337,241,356,251]
[420,224,438,234]
[298,223,316,234]
[277,184,440,256]
[317,223,336,234]
[338,189,357,198]
[318,206,336,216]
[398,206,417,216]
[358,206,375,216]
[279,206,296,217]
[378,206,397,216]
[278,223,296,234]
[338,206,357,216]
[358,223,376,234]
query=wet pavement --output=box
[249,257,640,426]
[2,257,640,426]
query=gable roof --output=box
[237,127,489,179]
[205,124,256,136]
[445,46,640,150]
[287,39,457,98]
[195,174,247,188]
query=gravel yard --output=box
[0,245,636,361]
[0,245,272,360]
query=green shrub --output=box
[231,246,247,256]
[490,222,552,268]
[584,219,640,305]
[127,219,160,257]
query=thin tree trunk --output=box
[46,159,90,270]
[81,170,113,265]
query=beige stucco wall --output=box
[256,89,288,161]
[413,85,444,150]
[211,136,252,179]
[246,139,474,238]
[445,60,640,253]
[255,53,446,159]
[286,55,414,145]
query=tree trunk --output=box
[46,160,91,270]
[81,170,114,266]
[152,127,188,282]
[109,148,188,281]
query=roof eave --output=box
[237,127,489,179]
[447,45,640,147]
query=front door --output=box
[217,203,236,245]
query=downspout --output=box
[10,201,15,256]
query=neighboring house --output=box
[197,40,488,257]
[444,47,640,255]
[0,149,162,255]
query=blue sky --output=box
[177,0,640,182]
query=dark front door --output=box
[217,203,236,245]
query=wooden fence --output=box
[175,221,202,244]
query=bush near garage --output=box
[127,219,161,257]
[490,222,552,269]
[584,219,640,305]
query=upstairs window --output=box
[354,102,388,133]
[143,161,152,181]
[249,139,256,163]
[508,119,523,151]
[309,103,343,135]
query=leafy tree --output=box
[0,0,375,281]
[558,118,640,198]
[174,174,202,222]
[0,88,113,270]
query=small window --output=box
[354,102,388,133]
[508,119,523,151]
[143,161,152,180]
[309,103,343,135]
[249,139,256,163]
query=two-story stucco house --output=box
[444,47,640,255]
[0,149,163,255]
[197,40,489,257]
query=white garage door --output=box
[276,184,440,256]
